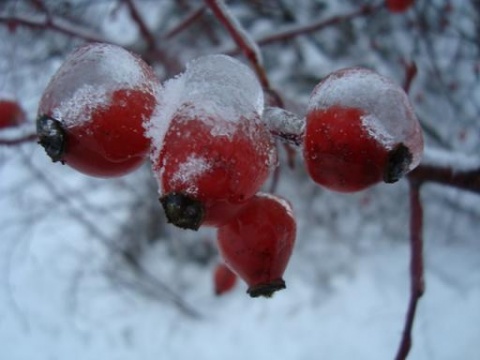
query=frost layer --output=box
[309,67,424,170]
[148,54,270,189]
[38,43,157,128]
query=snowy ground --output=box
[1,229,479,360]
[1,147,479,360]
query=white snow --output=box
[181,54,264,123]
[147,54,266,181]
[309,67,424,170]
[262,106,305,140]
[145,75,185,164]
[51,84,110,128]
[39,43,155,128]
[171,155,211,195]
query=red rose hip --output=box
[303,67,423,192]
[0,100,26,129]
[37,43,159,178]
[213,263,237,296]
[217,193,296,298]
[386,0,414,13]
[150,55,276,229]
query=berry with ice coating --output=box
[217,193,296,298]
[214,263,237,296]
[303,67,424,192]
[386,0,414,13]
[0,100,26,129]
[150,55,277,230]
[37,43,158,178]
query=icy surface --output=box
[39,43,154,128]
[147,54,265,163]
[262,106,305,141]
[309,68,424,169]
[171,155,211,195]
[180,54,264,123]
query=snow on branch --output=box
[204,0,271,91]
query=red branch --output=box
[163,6,206,40]
[255,3,382,46]
[395,179,425,360]
[403,61,418,94]
[408,164,480,194]
[123,0,156,51]
[204,0,271,91]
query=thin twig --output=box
[0,133,37,146]
[0,13,109,43]
[255,3,383,46]
[123,0,156,51]
[395,178,425,360]
[163,5,206,40]
[204,0,271,91]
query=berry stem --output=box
[159,193,205,231]
[36,116,66,163]
[247,278,286,298]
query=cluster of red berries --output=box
[36,43,423,298]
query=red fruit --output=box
[217,193,296,298]
[151,55,276,230]
[214,263,237,296]
[386,0,414,13]
[0,100,26,129]
[37,43,158,178]
[303,67,423,193]
[157,107,275,229]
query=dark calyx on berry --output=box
[384,143,413,183]
[247,278,286,298]
[159,192,205,231]
[36,115,66,163]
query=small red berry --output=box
[303,67,423,192]
[37,43,158,178]
[217,193,296,298]
[386,0,414,13]
[0,100,26,129]
[213,263,237,296]
[151,55,276,230]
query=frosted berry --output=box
[386,0,414,13]
[214,263,237,296]
[217,193,296,298]
[303,67,423,192]
[37,43,158,178]
[150,55,276,229]
[0,100,26,129]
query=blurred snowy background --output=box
[1,1,479,359]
